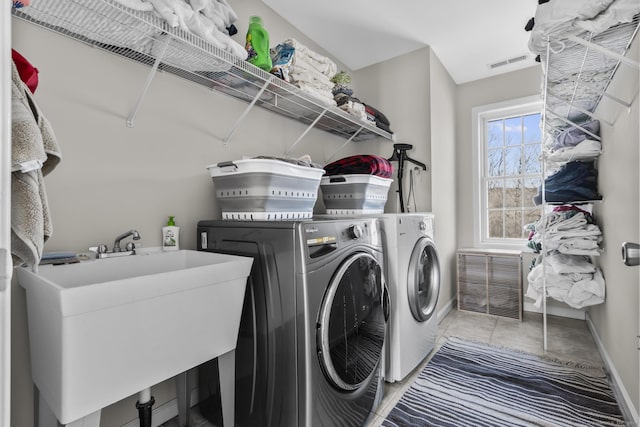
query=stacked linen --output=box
[527,0,640,56]
[142,0,247,60]
[526,205,602,256]
[271,39,338,107]
[329,71,394,134]
[533,161,601,205]
[526,253,605,309]
[544,120,602,163]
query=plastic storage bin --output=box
[207,158,325,220]
[320,174,393,215]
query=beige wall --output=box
[352,47,432,214]
[428,50,458,314]
[590,35,640,416]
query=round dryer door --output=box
[407,237,440,322]
[317,252,387,392]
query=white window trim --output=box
[472,95,542,249]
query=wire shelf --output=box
[542,14,640,132]
[12,0,394,143]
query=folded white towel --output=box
[146,0,247,60]
[283,38,337,78]
[11,60,62,269]
[546,139,602,163]
[191,0,238,32]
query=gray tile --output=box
[490,317,546,355]
[440,310,498,343]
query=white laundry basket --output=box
[320,174,393,215]
[207,158,325,220]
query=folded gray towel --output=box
[11,59,62,269]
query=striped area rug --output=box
[383,337,625,427]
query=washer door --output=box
[317,252,386,392]
[407,237,440,322]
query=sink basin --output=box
[17,249,252,425]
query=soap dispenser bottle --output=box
[162,216,179,251]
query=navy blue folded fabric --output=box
[533,161,601,205]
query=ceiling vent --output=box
[488,54,529,70]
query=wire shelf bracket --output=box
[222,75,275,146]
[284,108,328,156]
[126,34,171,128]
[326,126,364,163]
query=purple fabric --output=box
[551,120,600,151]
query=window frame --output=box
[472,95,542,249]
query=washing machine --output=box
[197,218,389,426]
[376,213,440,383]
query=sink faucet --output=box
[113,229,141,252]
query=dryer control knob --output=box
[348,224,364,239]
[419,221,427,231]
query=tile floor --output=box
[365,308,602,427]
[161,308,601,427]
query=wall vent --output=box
[488,54,529,69]
[457,249,523,320]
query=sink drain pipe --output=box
[136,388,155,427]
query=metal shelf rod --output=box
[326,126,364,163]
[547,64,634,109]
[566,33,640,70]
[285,109,327,156]
[126,34,171,127]
[222,75,275,146]
[546,90,615,127]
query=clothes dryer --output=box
[197,218,389,427]
[376,213,440,382]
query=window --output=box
[473,96,542,248]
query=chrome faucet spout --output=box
[113,229,141,252]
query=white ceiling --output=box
[262,0,540,84]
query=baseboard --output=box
[523,301,586,320]
[121,387,200,427]
[585,312,639,426]
[438,298,455,325]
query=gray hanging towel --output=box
[11,59,62,269]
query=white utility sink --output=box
[17,249,252,425]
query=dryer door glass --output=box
[317,252,386,392]
[407,237,441,322]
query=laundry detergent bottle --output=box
[245,16,272,71]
